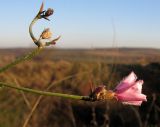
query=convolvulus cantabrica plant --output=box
[0,2,147,106]
[0,71,147,106]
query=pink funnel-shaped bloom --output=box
[114,72,147,106]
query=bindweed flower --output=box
[90,72,147,106]
[114,72,147,105]
[40,28,52,39]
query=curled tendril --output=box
[29,2,60,48]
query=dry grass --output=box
[0,48,160,127]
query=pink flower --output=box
[114,72,147,106]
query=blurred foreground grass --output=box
[0,48,160,127]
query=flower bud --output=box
[44,8,54,17]
[40,28,52,39]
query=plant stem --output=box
[0,82,90,100]
[22,71,91,127]
[29,17,39,46]
[0,48,42,73]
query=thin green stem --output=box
[0,48,42,73]
[22,71,91,127]
[0,82,90,100]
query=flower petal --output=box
[131,80,143,94]
[122,101,143,106]
[115,79,147,102]
[115,72,137,93]
[116,93,147,102]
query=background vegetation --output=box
[0,48,160,127]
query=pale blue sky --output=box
[0,0,160,48]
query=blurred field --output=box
[0,48,160,127]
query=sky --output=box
[0,0,160,48]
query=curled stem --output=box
[29,17,39,46]
[0,82,90,101]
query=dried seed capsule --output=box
[44,8,54,17]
